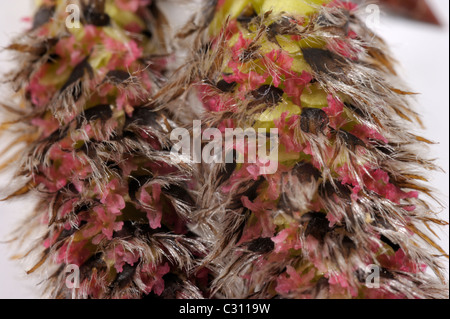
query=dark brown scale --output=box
[78,104,113,126]
[142,30,153,39]
[80,253,106,281]
[237,6,258,27]
[380,268,395,280]
[380,234,401,252]
[32,5,55,30]
[217,150,237,184]
[337,129,366,151]
[121,130,136,140]
[312,277,330,297]
[239,45,262,62]
[72,82,83,102]
[64,183,80,195]
[57,220,87,242]
[344,102,366,118]
[78,140,97,158]
[316,12,335,27]
[244,178,265,202]
[302,212,331,243]
[319,181,352,204]
[200,42,213,55]
[372,213,396,231]
[47,53,60,64]
[105,70,131,85]
[234,209,252,244]
[125,107,162,130]
[60,56,93,98]
[268,17,293,34]
[13,38,59,59]
[43,38,60,54]
[267,17,298,43]
[111,262,139,290]
[128,175,154,201]
[292,161,322,183]
[114,221,133,238]
[316,10,350,35]
[147,0,170,42]
[162,184,195,207]
[116,220,169,239]
[251,85,284,106]
[216,79,237,93]
[302,48,348,79]
[147,273,182,299]
[300,107,329,135]
[105,160,121,173]
[83,104,113,121]
[342,235,356,256]
[375,144,395,156]
[220,179,263,244]
[73,203,92,215]
[42,126,69,146]
[82,0,110,27]
[25,90,32,101]
[247,237,275,253]
[136,222,163,237]
[230,177,265,211]
[112,221,140,239]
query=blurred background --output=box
[0,0,448,298]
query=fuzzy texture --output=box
[0,0,448,299]
[1,0,209,299]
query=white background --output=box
[0,0,448,298]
